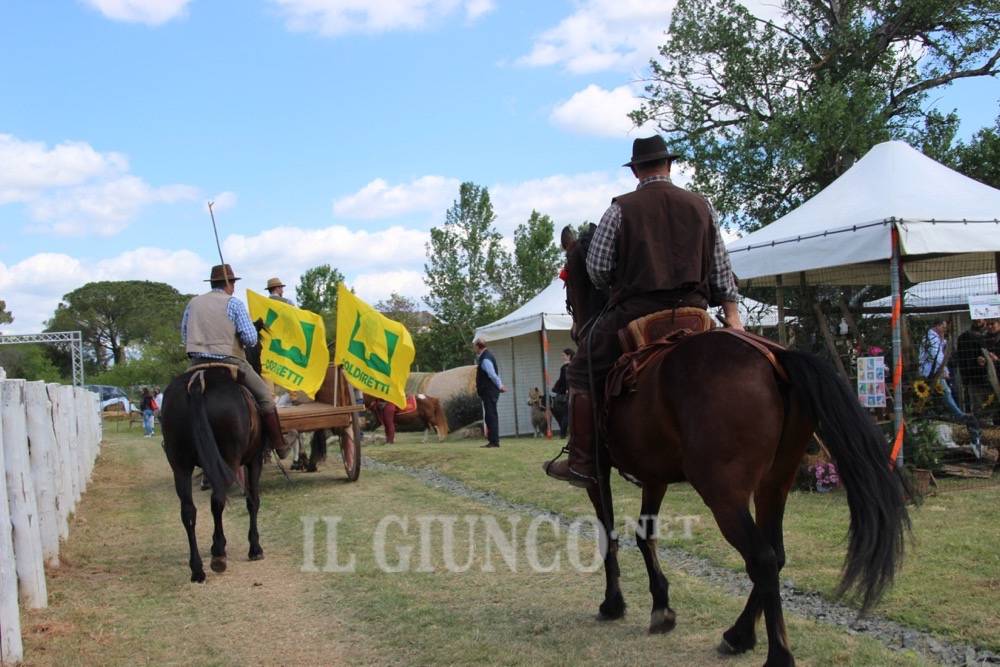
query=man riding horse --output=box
[543,135,744,488]
[181,263,285,454]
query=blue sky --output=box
[1,0,997,334]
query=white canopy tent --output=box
[725,140,1000,465]
[866,273,998,310]
[727,141,1000,286]
[474,278,780,436]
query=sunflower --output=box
[912,379,931,399]
[933,379,946,395]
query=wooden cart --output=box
[276,363,364,481]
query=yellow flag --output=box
[334,283,415,409]
[246,290,330,398]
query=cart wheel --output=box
[340,412,362,481]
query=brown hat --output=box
[623,135,680,167]
[266,277,285,290]
[205,264,240,282]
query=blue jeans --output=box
[142,409,155,436]
[936,380,981,444]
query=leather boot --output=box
[542,389,597,488]
[261,409,290,459]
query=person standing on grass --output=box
[550,348,574,438]
[920,318,981,451]
[474,337,506,448]
[139,387,156,438]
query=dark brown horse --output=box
[161,343,286,582]
[364,393,449,442]
[559,225,908,666]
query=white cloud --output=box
[28,177,198,237]
[210,191,239,213]
[550,84,658,137]
[351,269,427,305]
[0,133,200,237]
[518,0,670,74]
[332,175,460,219]
[0,134,127,202]
[270,0,492,37]
[82,0,192,25]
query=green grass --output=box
[365,434,1000,652]
[19,430,937,666]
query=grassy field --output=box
[365,434,1000,653]
[17,430,956,666]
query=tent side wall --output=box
[492,330,574,437]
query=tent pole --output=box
[510,338,519,436]
[540,318,553,438]
[776,275,787,345]
[889,224,905,468]
[995,252,1000,294]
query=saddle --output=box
[606,308,788,401]
[397,395,419,415]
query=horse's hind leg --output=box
[210,487,228,573]
[173,468,206,583]
[636,483,675,634]
[587,473,626,621]
[712,504,794,667]
[246,455,264,561]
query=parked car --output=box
[84,384,133,413]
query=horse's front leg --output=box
[246,453,264,561]
[636,483,675,634]
[586,471,625,621]
[173,467,205,582]
[209,479,228,573]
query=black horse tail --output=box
[310,429,328,462]
[777,349,910,614]
[189,378,234,505]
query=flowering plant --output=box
[866,346,884,356]
[809,462,841,490]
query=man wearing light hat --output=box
[544,135,744,488]
[266,277,294,305]
[181,263,287,457]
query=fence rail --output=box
[0,376,101,665]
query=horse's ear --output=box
[561,225,577,251]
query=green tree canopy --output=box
[510,210,562,305]
[375,293,427,334]
[47,281,188,369]
[296,264,345,342]
[423,182,510,368]
[631,0,1000,230]
[0,299,12,329]
[954,116,1000,189]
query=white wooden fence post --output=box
[1,379,47,609]
[71,388,87,498]
[25,382,60,567]
[0,402,25,665]
[46,384,72,541]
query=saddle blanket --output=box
[397,395,419,415]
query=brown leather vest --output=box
[610,180,715,307]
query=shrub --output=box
[444,392,482,430]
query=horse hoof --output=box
[191,571,206,583]
[597,595,626,621]
[210,557,227,573]
[249,551,264,561]
[719,628,756,655]
[649,608,676,634]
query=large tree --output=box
[296,264,345,342]
[510,210,563,305]
[47,281,188,369]
[0,299,12,332]
[423,182,510,369]
[375,293,427,334]
[631,0,1000,230]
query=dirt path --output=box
[21,432,378,666]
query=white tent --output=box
[727,141,1000,286]
[474,278,779,436]
[865,273,998,310]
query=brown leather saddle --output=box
[607,307,788,400]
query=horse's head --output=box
[560,224,608,343]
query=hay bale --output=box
[414,366,476,404]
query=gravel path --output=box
[363,455,999,666]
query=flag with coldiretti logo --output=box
[246,289,330,398]
[334,283,415,409]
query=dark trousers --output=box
[480,393,500,444]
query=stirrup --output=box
[544,445,571,468]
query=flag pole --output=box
[207,201,229,288]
